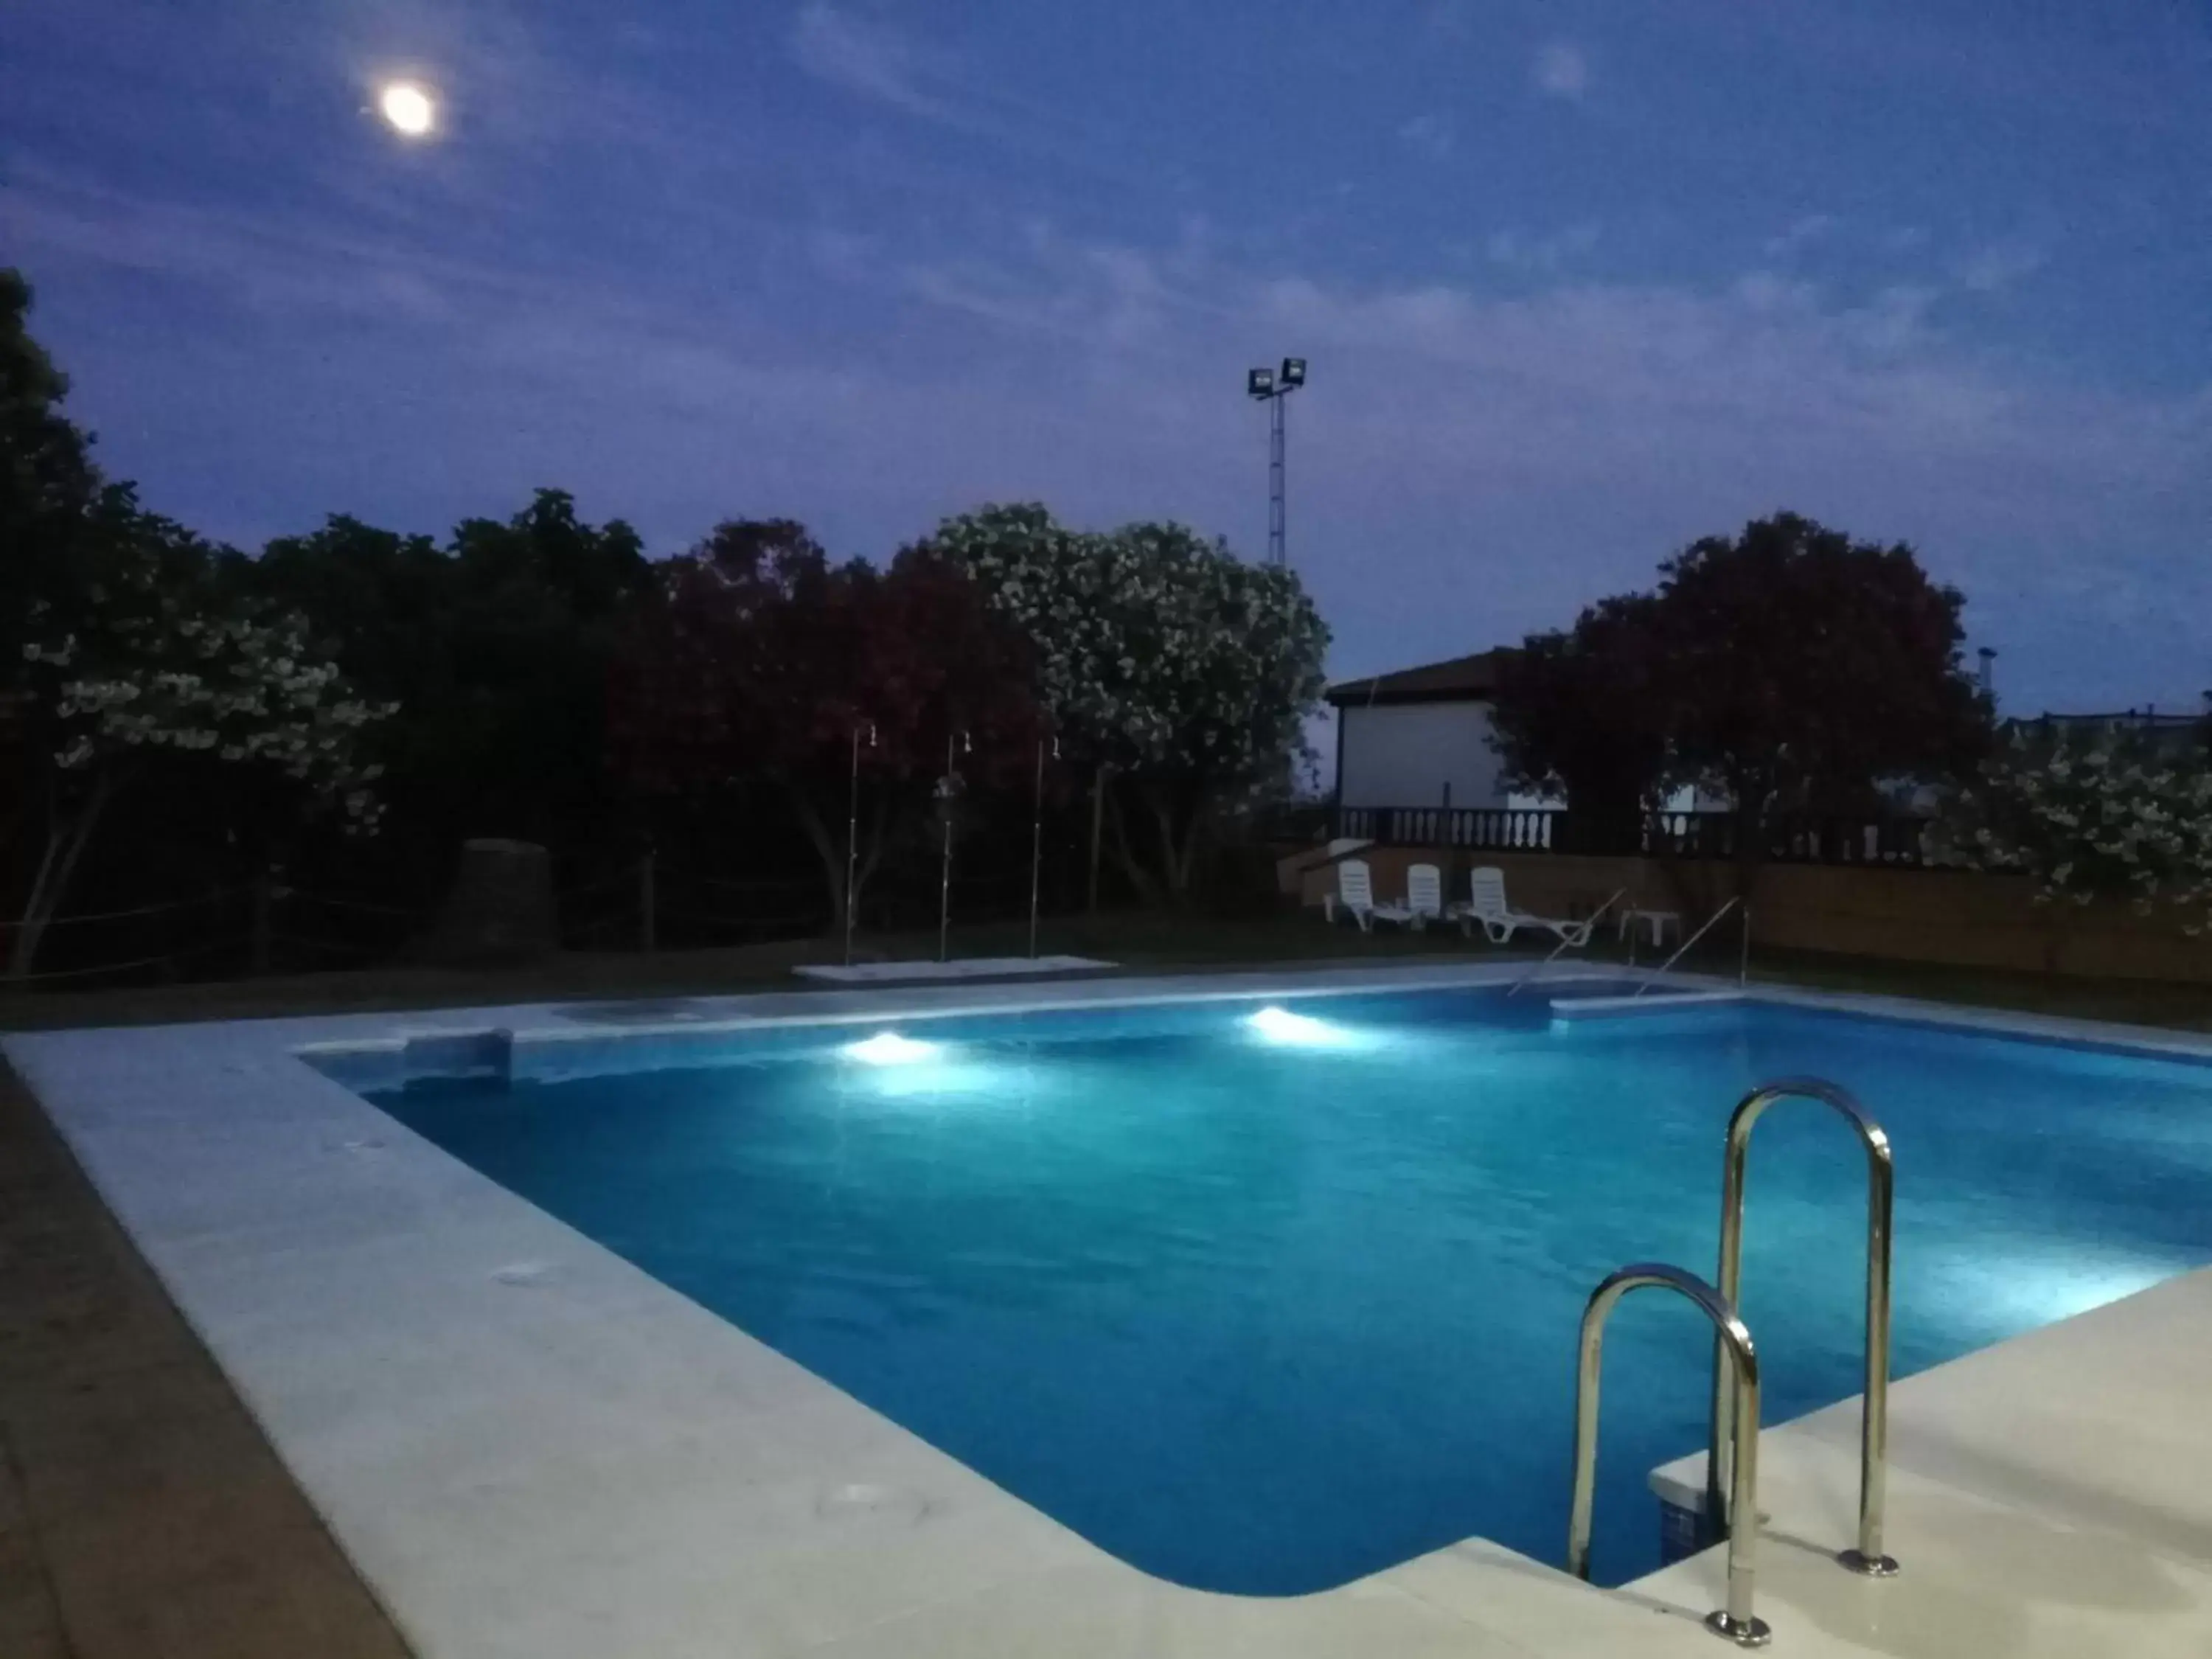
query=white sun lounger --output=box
[1324,858,1440,932]
[1324,858,1380,931]
[1453,865,1596,947]
[1404,862,1445,930]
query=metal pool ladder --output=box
[1708,1077,1900,1578]
[1568,1264,1771,1647]
[1566,1077,1899,1646]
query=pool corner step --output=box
[1548,991,1746,1021]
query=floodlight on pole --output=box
[1245,356,1307,567]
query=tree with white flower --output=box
[1930,725,2212,942]
[11,517,392,978]
[925,504,1329,899]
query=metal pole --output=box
[1632,895,1740,995]
[1028,737,1055,959]
[1088,763,1108,914]
[1739,903,1751,986]
[639,846,656,953]
[1569,1263,1770,1646]
[1708,1079,1898,1578]
[251,867,276,976]
[1267,391,1287,567]
[938,730,967,964]
[844,723,873,967]
[1505,888,1625,996]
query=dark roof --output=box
[1324,649,1514,707]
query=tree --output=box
[1931,726,2212,940]
[0,269,101,680]
[11,507,389,977]
[925,504,1329,900]
[608,521,1042,928]
[245,491,649,858]
[1490,513,1991,866]
[1489,594,1669,850]
[1652,515,1989,847]
[2,270,105,868]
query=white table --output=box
[1617,907,1682,949]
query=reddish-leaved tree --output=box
[609,521,1043,928]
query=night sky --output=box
[6,1,2208,714]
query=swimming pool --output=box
[358,985,2212,1592]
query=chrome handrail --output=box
[1631,895,1740,995]
[1570,1263,1772,1648]
[1504,887,1626,997]
[1707,1078,1899,1578]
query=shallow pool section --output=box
[355,988,2212,1592]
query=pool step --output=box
[1548,991,1745,1020]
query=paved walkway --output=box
[0,1065,412,1659]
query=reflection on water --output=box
[375,989,2212,1591]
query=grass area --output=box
[0,909,1487,1031]
[1,904,2209,1033]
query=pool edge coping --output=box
[9,959,2212,1659]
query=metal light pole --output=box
[1245,357,1307,567]
[936,729,970,964]
[1028,736,1060,959]
[842,721,876,966]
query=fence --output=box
[0,842,1088,992]
[1333,806,1934,868]
[1336,805,1556,851]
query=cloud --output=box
[1486,222,1601,273]
[1423,1,1472,40]
[1764,214,1836,257]
[1533,41,1590,100]
[781,2,1141,180]
[892,220,1215,349]
[787,1,957,121]
[870,226,2207,654]
[1953,240,2048,293]
[1397,114,1453,161]
[1851,284,1941,352]
[10,155,2205,712]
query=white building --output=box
[1326,651,1523,811]
[1326,650,1708,825]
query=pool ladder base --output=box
[1838,1548,1901,1579]
[1705,1610,1773,1649]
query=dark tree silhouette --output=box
[248,492,650,858]
[1489,594,1669,851]
[0,269,101,677]
[1491,513,1992,863]
[1654,513,1990,850]
[608,521,1043,928]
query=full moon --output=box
[378,81,437,137]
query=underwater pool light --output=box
[1245,1006,1348,1047]
[842,1031,939,1065]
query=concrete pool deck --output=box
[7,961,2212,1657]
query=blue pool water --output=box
[364,988,2212,1591]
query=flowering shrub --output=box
[26,592,391,827]
[11,545,393,977]
[927,504,1327,786]
[925,504,1329,895]
[1930,728,2212,933]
